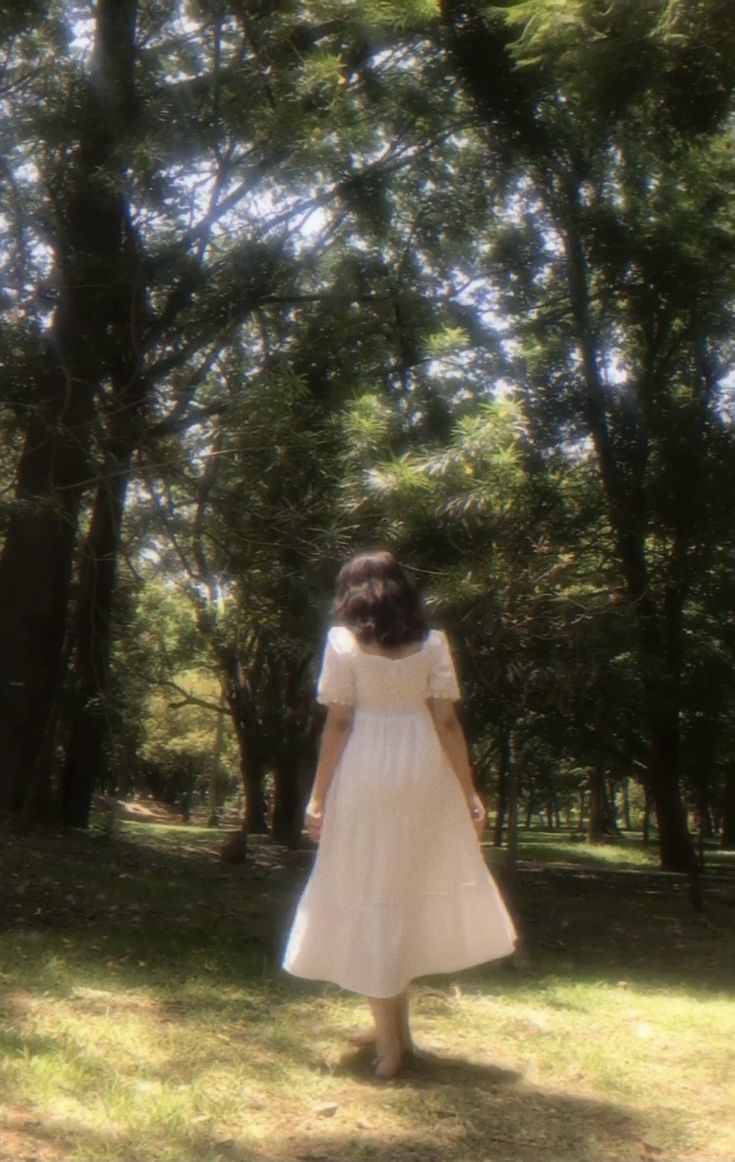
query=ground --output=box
[0,820,733,1162]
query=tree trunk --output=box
[524,792,534,830]
[58,464,132,827]
[558,177,697,878]
[271,749,305,848]
[58,313,148,828]
[646,710,696,872]
[642,783,652,844]
[243,753,269,834]
[494,727,511,845]
[226,707,268,835]
[504,729,519,892]
[0,383,94,816]
[270,694,319,849]
[218,647,270,835]
[0,0,140,820]
[646,709,702,907]
[721,766,735,849]
[588,758,608,842]
[607,780,619,830]
[577,787,587,831]
[208,692,227,827]
[493,730,509,847]
[622,777,632,831]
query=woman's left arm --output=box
[428,698,486,837]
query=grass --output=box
[0,821,733,1162]
[514,827,735,875]
[515,829,660,869]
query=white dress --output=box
[282,626,517,998]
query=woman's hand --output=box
[305,799,324,843]
[468,792,486,839]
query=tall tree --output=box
[438,0,735,875]
[0,0,142,816]
[0,0,452,823]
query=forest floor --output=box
[0,820,733,1162]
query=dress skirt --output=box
[283,706,517,998]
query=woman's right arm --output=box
[304,704,354,841]
[428,698,485,837]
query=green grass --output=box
[511,826,735,875]
[513,828,660,869]
[0,822,733,1162]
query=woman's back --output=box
[319,625,460,713]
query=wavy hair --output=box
[334,550,428,648]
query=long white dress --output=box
[282,626,517,998]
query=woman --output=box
[283,550,517,1079]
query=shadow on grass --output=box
[323,1047,636,1162]
[2,822,734,997]
[0,1119,639,1162]
[0,1110,270,1162]
[2,822,732,1162]
[335,1041,522,1088]
[0,1030,639,1162]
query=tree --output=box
[0,0,143,818]
[438,0,735,877]
[0,0,464,824]
[341,390,644,874]
[3,0,735,878]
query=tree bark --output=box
[57,427,142,825]
[271,745,306,848]
[645,701,696,873]
[0,393,91,815]
[242,753,269,834]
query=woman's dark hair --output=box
[334,550,428,647]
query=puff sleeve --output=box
[428,630,461,701]
[316,628,356,706]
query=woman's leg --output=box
[398,985,413,1051]
[351,984,413,1052]
[369,994,404,1079]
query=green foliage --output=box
[2,0,735,857]
[499,0,735,131]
